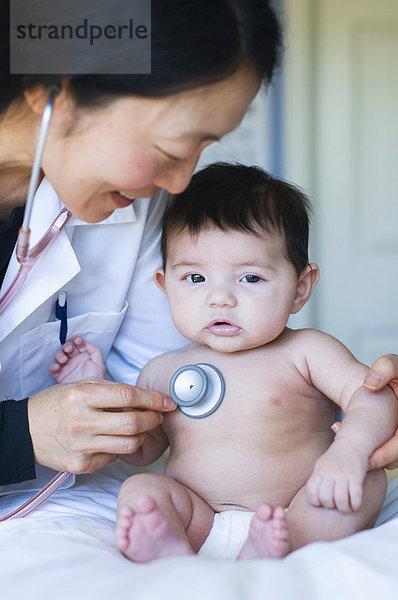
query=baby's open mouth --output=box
[207,320,240,336]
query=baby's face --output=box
[157,227,302,352]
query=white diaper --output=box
[198,509,254,559]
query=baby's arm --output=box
[301,330,397,513]
[118,359,169,467]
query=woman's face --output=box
[41,68,260,222]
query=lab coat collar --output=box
[67,201,136,227]
[0,178,135,342]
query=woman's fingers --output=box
[90,433,147,456]
[87,408,164,437]
[369,430,398,470]
[76,379,176,412]
[364,354,398,393]
[362,354,398,470]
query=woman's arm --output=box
[0,381,172,485]
[0,399,35,485]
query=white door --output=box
[284,0,398,366]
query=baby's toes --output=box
[119,505,136,524]
[115,507,135,549]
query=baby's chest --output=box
[163,368,332,444]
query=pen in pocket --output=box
[55,291,68,345]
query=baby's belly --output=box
[164,436,332,512]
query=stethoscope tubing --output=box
[22,86,59,235]
[0,207,72,315]
[0,86,71,316]
[0,87,73,520]
[0,471,72,521]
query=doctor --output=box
[1,0,397,497]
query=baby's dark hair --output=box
[161,163,312,276]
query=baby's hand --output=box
[49,337,106,384]
[305,443,368,513]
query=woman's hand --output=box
[27,378,176,474]
[364,354,398,470]
[333,355,398,470]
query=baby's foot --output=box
[115,495,195,563]
[237,504,291,560]
[49,337,106,383]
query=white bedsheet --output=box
[1,462,398,600]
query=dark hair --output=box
[161,163,312,275]
[0,1,282,113]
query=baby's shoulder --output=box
[282,328,353,361]
[283,327,335,344]
[278,327,347,358]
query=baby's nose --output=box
[207,285,237,308]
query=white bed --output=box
[1,462,398,600]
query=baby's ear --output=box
[291,263,319,314]
[154,268,166,293]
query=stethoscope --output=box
[0,86,71,316]
[170,363,225,418]
[0,86,74,520]
[0,88,226,520]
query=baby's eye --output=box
[185,273,205,284]
[240,274,262,283]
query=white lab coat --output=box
[0,179,187,495]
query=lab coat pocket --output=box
[20,302,128,397]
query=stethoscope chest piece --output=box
[170,363,225,418]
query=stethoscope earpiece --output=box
[46,84,61,98]
[170,363,225,419]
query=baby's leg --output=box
[49,337,106,383]
[116,473,214,563]
[287,468,387,550]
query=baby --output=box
[50,163,397,562]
